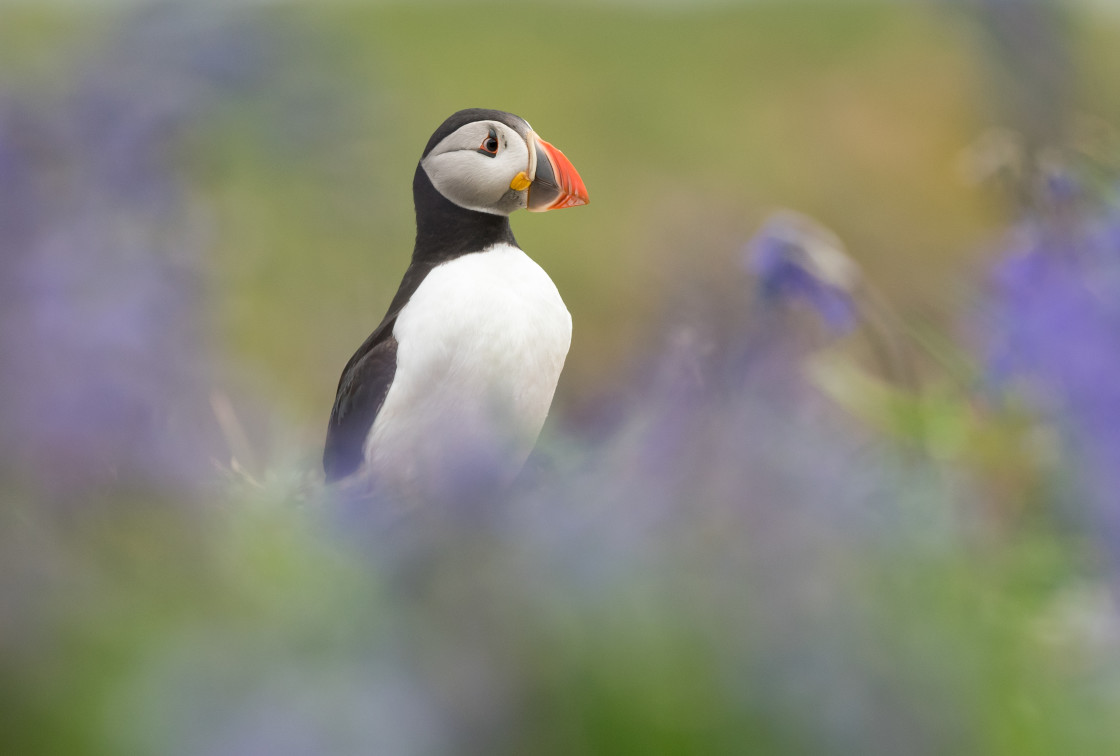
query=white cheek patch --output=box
[421,124,529,215]
[422,151,503,211]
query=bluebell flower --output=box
[745,211,861,335]
[985,205,1120,573]
[0,7,317,495]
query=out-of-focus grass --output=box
[0,7,92,78]
[199,2,1011,430]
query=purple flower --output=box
[745,211,861,334]
[0,7,308,496]
[984,207,1120,573]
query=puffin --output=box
[323,108,589,490]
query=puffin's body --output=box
[323,109,588,488]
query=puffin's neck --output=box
[412,165,518,265]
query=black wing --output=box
[323,318,399,482]
[323,259,444,482]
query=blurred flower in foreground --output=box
[745,210,861,336]
[0,9,301,497]
[0,12,374,750]
[985,202,1120,574]
[428,210,977,755]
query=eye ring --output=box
[477,128,500,157]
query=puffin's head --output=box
[419,108,589,217]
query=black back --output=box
[322,110,522,481]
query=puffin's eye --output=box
[477,128,500,157]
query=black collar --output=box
[411,164,517,266]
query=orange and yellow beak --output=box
[523,134,589,212]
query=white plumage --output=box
[363,242,571,486]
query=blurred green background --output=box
[10,0,1117,453]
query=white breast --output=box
[364,243,571,489]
